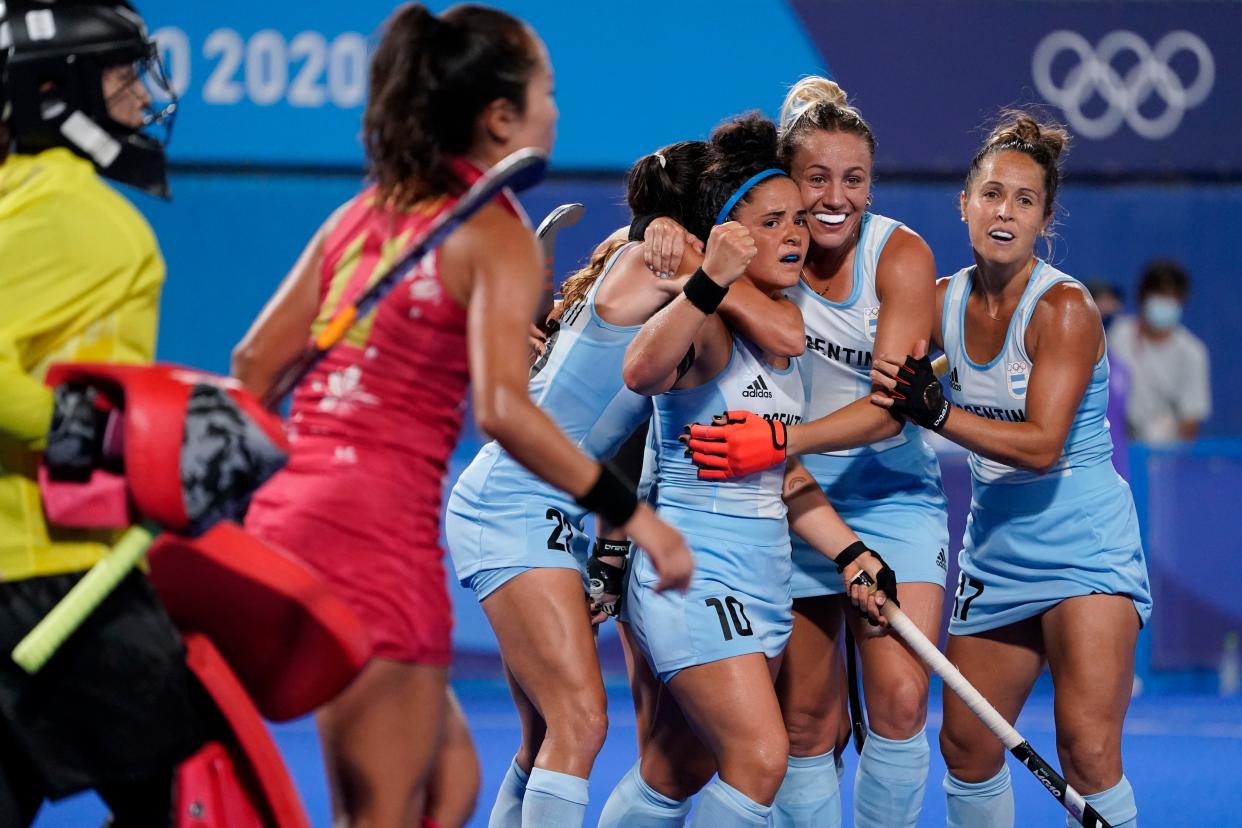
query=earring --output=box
[960,216,967,223]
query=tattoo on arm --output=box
[784,474,813,498]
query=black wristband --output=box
[594,539,632,558]
[682,268,729,315]
[834,540,869,573]
[576,464,638,529]
[628,213,666,242]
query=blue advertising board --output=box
[140,0,827,169]
[791,0,1239,176]
[140,0,1239,175]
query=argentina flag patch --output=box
[863,306,879,342]
[1007,360,1029,399]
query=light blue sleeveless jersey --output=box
[940,260,1151,633]
[627,333,807,681]
[787,212,949,598]
[445,243,653,595]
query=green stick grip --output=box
[11,523,156,674]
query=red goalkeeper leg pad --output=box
[174,742,265,828]
[181,633,310,828]
[149,521,370,721]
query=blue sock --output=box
[597,762,691,827]
[1071,776,1137,828]
[521,767,589,828]
[689,777,771,826]
[944,766,1013,828]
[771,751,841,828]
[487,759,529,828]
[854,727,930,828]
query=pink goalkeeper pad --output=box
[37,465,132,528]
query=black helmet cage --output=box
[1,1,178,197]
[1,45,9,126]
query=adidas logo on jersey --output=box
[742,375,774,398]
[948,367,961,392]
[936,548,947,571]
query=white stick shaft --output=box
[883,603,1023,749]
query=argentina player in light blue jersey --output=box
[871,111,1150,828]
[678,77,949,828]
[443,143,710,828]
[598,114,899,828]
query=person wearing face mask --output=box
[1106,260,1211,445]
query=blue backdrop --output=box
[141,173,1242,436]
[120,0,1242,661]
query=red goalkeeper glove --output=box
[683,410,787,480]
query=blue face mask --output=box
[1142,295,1182,331]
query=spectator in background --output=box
[1108,260,1211,445]
[1086,280,1125,334]
[1085,281,1130,478]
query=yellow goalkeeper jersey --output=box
[0,148,164,581]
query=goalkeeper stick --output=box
[12,523,156,673]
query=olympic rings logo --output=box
[1032,30,1214,140]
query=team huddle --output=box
[239,5,1150,828]
[0,1,1150,827]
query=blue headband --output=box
[714,168,785,225]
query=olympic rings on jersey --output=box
[1032,29,1215,140]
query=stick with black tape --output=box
[850,569,1113,828]
[534,202,585,330]
[264,147,549,408]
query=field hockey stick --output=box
[838,356,948,750]
[534,202,585,329]
[263,147,550,408]
[844,627,868,752]
[850,567,1112,827]
[12,523,156,674]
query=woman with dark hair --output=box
[871,111,1150,828]
[444,140,707,828]
[231,5,691,827]
[653,78,948,828]
[599,113,897,827]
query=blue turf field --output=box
[33,675,1242,827]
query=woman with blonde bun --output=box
[670,76,949,828]
[871,110,1148,828]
